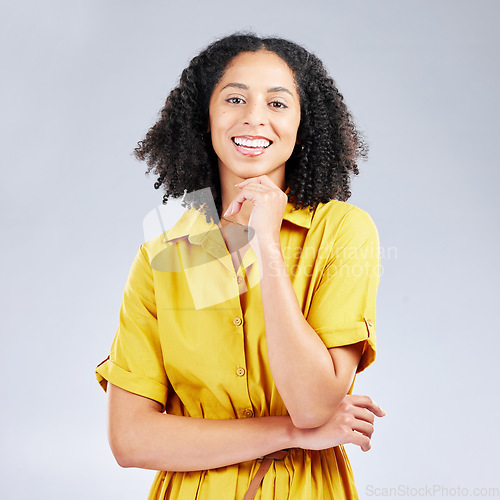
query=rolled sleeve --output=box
[95,244,169,407]
[306,208,381,373]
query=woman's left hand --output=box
[225,175,288,246]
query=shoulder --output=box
[312,200,378,243]
[139,204,202,264]
[142,231,170,257]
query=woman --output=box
[96,33,385,499]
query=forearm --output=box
[256,240,348,427]
[107,386,385,472]
[111,404,294,471]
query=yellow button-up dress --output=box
[96,198,380,499]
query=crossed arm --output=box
[108,384,383,471]
[106,201,384,471]
[107,255,383,472]
[256,239,366,429]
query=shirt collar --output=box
[282,202,313,229]
[164,206,214,243]
[282,186,313,229]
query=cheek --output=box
[283,120,301,142]
[277,112,301,136]
[293,119,301,141]
[210,111,231,136]
[209,128,227,158]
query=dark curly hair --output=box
[134,32,368,222]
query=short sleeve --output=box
[95,244,169,407]
[306,207,381,373]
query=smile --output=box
[231,136,272,157]
[232,136,272,149]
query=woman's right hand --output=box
[291,395,386,452]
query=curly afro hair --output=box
[134,32,368,222]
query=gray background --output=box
[1,0,499,498]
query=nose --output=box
[243,102,266,127]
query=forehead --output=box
[216,50,298,91]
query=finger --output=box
[224,194,244,216]
[346,395,386,417]
[241,182,267,194]
[351,406,376,425]
[235,178,255,188]
[350,419,375,439]
[236,175,276,189]
[224,187,260,216]
[348,430,372,452]
[226,184,270,216]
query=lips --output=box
[232,136,272,157]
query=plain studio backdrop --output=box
[1,0,499,498]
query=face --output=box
[208,50,301,184]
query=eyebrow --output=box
[221,83,294,97]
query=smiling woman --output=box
[208,50,301,214]
[95,32,384,500]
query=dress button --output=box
[236,367,246,377]
[237,276,243,284]
[233,317,243,326]
[244,409,254,418]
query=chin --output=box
[231,161,284,178]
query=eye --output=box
[226,97,245,104]
[269,100,288,109]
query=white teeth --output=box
[233,137,270,148]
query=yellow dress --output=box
[96,198,380,499]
